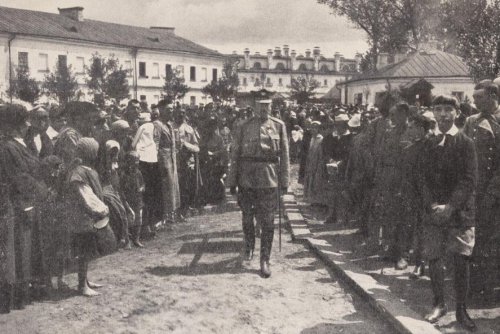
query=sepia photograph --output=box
[0,0,499,333]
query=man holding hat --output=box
[227,99,289,278]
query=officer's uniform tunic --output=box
[227,116,289,261]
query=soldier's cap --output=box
[334,114,349,122]
[256,99,272,104]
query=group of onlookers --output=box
[297,81,500,330]
[0,98,231,313]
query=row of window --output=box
[241,76,330,87]
[138,94,207,106]
[17,52,79,73]
[137,62,218,82]
[250,61,337,72]
[17,52,218,83]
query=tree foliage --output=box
[86,53,130,106]
[201,59,239,103]
[317,0,440,69]
[163,67,189,103]
[439,0,500,82]
[289,76,321,105]
[42,60,79,105]
[9,66,41,104]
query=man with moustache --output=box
[227,99,289,278]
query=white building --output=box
[337,48,475,105]
[0,6,225,106]
[230,46,361,104]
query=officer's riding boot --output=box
[12,282,28,310]
[242,213,255,261]
[132,226,145,248]
[455,255,477,332]
[425,259,447,323]
[260,225,274,278]
[0,283,12,314]
[482,256,498,304]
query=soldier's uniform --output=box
[463,109,500,294]
[227,109,289,271]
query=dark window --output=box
[212,68,218,82]
[165,64,172,80]
[275,62,285,70]
[278,78,283,85]
[190,66,196,81]
[243,78,247,86]
[324,79,328,86]
[320,64,329,72]
[190,96,196,106]
[18,52,28,71]
[253,62,262,69]
[140,95,146,101]
[266,78,271,84]
[298,63,308,71]
[58,54,67,69]
[139,62,147,77]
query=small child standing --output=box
[120,151,145,248]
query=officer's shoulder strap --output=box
[269,116,285,127]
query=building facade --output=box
[337,48,475,106]
[230,46,361,103]
[0,6,225,106]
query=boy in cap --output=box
[420,95,477,331]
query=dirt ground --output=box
[0,209,395,334]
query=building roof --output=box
[339,49,471,85]
[0,6,222,57]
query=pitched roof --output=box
[0,6,222,57]
[340,49,471,85]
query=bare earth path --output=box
[0,210,394,334]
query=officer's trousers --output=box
[238,187,278,262]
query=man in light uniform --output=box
[228,99,289,278]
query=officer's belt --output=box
[239,156,279,163]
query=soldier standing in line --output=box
[227,99,289,278]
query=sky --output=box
[2,0,369,58]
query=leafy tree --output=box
[9,66,40,104]
[86,53,130,106]
[42,60,79,105]
[163,67,189,103]
[438,0,500,81]
[289,76,321,105]
[201,59,239,104]
[317,0,440,69]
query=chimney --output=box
[274,47,281,57]
[244,48,251,70]
[283,45,289,57]
[334,52,341,72]
[377,52,389,69]
[355,53,362,72]
[305,49,311,58]
[267,49,273,69]
[58,7,84,21]
[291,50,297,70]
[313,46,321,57]
[150,27,175,35]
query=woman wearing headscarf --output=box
[0,104,48,310]
[62,137,116,297]
[303,121,328,207]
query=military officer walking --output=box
[227,99,289,278]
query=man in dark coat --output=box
[463,80,500,299]
[420,95,477,331]
[0,104,48,311]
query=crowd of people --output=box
[0,98,239,313]
[1,81,499,330]
[295,81,500,331]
